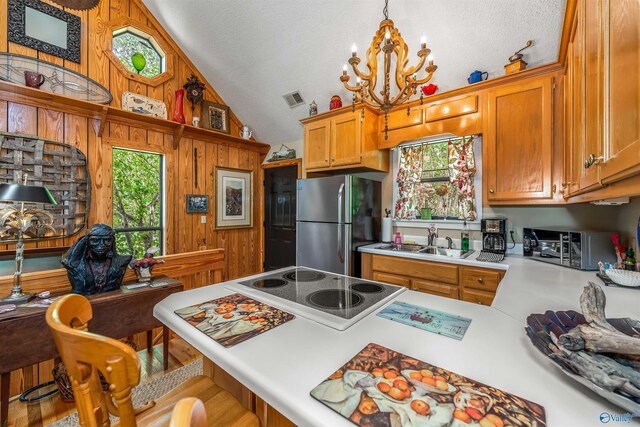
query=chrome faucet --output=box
[445,237,453,249]
[427,224,438,247]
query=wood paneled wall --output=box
[0,0,266,281]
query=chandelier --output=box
[340,0,437,139]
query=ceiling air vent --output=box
[283,90,305,108]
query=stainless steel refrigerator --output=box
[296,175,381,276]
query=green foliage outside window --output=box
[112,31,163,78]
[411,142,464,219]
[112,148,163,259]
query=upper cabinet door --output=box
[331,112,362,167]
[304,119,331,170]
[484,76,554,201]
[601,0,640,182]
[580,0,605,190]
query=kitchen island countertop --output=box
[154,266,638,427]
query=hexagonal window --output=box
[112,27,165,79]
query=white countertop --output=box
[154,265,640,427]
[359,243,640,322]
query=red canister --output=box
[329,95,342,110]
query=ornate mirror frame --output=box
[8,0,81,63]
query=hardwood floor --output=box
[7,338,201,427]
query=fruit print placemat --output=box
[311,343,546,427]
[174,293,294,348]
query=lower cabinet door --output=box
[461,289,495,306]
[372,272,411,288]
[411,279,459,300]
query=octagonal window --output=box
[112,27,165,79]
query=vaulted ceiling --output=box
[142,0,566,145]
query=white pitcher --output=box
[240,125,253,139]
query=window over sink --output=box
[393,135,482,224]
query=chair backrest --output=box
[46,294,142,427]
[169,398,207,427]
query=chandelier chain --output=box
[383,0,389,20]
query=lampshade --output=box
[0,183,57,205]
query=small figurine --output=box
[129,247,165,282]
[309,100,318,116]
[61,224,132,295]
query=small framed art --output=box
[202,100,230,134]
[186,194,209,213]
[214,167,253,229]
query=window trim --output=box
[391,134,483,228]
[112,147,166,257]
[112,27,166,78]
[104,18,174,87]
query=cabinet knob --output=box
[477,277,484,283]
[584,154,604,169]
[489,189,495,194]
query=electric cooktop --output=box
[225,267,406,331]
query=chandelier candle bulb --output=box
[351,43,357,56]
[342,63,348,76]
[428,54,434,65]
[420,35,427,49]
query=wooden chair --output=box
[170,398,207,427]
[46,294,260,427]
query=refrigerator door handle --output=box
[337,183,345,263]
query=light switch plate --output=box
[201,215,207,224]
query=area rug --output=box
[47,358,203,426]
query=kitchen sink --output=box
[376,244,426,253]
[377,244,474,259]
[420,247,474,259]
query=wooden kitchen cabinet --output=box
[301,106,388,174]
[484,75,555,203]
[562,0,640,200]
[361,253,504,305]
[600,0,640,183]
[460,289,495,306]
[412,279,459,299]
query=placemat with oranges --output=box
[311,343,546,426]
[174,293,294,347]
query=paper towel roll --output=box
[381,217,393,243]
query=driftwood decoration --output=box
[526,282,640,411]
[0,131,89,241]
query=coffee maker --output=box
[478,218,507,262]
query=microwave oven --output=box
[522,227,616,271]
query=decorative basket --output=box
[52,340,138,402]
[606,269,640,288]
[267,144,296,162]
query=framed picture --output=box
[8,0,81,63]
[214,167,253,229]
[186,194,209,213]
[202,100,230,134]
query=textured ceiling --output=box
[142,0,566,145]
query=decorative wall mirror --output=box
[8,0,81,63]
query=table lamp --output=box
[0,175,57,304]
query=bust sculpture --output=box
[61,224,132,295]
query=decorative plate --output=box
[606,269,640,288]
[526,310,640,413]
[122,92,167,119]
[0,52,112,104]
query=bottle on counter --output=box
[461,220,470,252]
[394,232,403,247]
[624,248,636,271]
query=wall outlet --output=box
[201,215,207,224]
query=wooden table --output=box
[0,277,183,427]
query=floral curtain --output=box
[394,145,423,218]
[448,135,478,220]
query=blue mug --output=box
[468,70,488,84]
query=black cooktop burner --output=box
[283,270,326,282]
[253,278,287,288]
[349,282,384,293]
[306,289,363,310]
